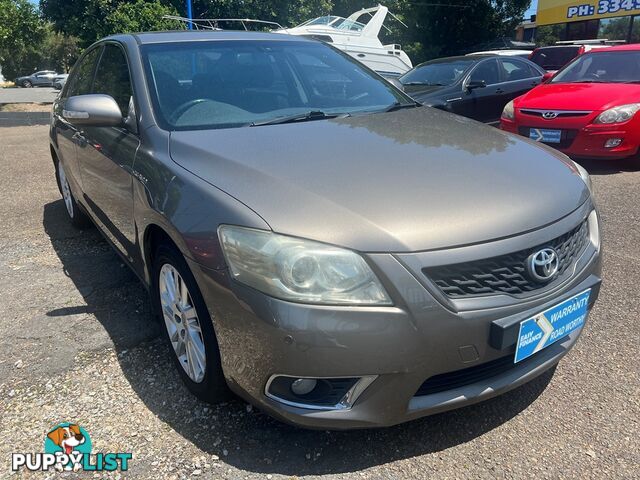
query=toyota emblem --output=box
[527,248,559,283]
[542,111,558,119]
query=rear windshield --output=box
[141,40,409,130]
[552,50,640,84]
[529,47,580,71]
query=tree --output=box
[40,26,81,72]
[0,0,46,79]
[102,0,181,38]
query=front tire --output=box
[152,243,230,403]
[21,80,32,88]
[55,161,90,228]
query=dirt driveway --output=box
[0,125,638,479]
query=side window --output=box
[499,59,536,82]
[469,59,499,85]
[66,47,101,98]
[93,44,133,116]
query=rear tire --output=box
[21,80,32,88]
[55,160,90,228]
[152,243,231,403]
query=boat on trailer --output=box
[276,5,413,77]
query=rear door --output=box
[76,42,140,261]
[497,58,543,105]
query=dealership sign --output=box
[537,0,640,25]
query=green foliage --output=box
[102,0,181,37]
[535,24,565,47]
[40,26,81,72]
[0,0,46,79]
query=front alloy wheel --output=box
[152,244,229,403]
[159,264,207,383]
[22,80,32,88]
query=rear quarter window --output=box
[530,47,580,70]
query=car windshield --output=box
[142,40,411,130]
[551,50,640,84]
[399,59,476,86]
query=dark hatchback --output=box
[399,55,545,124]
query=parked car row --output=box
[398,42,640,161]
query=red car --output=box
[501,44,640,160]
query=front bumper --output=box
[189,204,602,429]
[501,116,640,159]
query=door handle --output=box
[72,131,87,146]
[495,89,505,94]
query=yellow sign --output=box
[537,0,640,26]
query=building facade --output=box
[535,0,640,43]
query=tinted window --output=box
[66,47,101,97]
[530,47,580,71]
[400,58,475,86]
[552,51,640,84]
[469,59,499,85]
[499,59,537,81]
[93,44,133,116]
[142,40,410,130]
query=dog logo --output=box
[44,422,92,471]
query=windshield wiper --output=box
[383,101,421,113]
[250,110,348,127]
[402,81,446,86]
[569,80,607,83]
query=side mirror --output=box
[542,72,554,83]
[63,94,123,127]
[466,79,486,91]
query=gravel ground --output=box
[0,125,638,479]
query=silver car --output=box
[15,70,58,87]
[49,31,602,429]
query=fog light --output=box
[604,138,623,148]
[291,378,317,396]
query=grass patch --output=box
[0,103,52,112]
[0,82,16,88]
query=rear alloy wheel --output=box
[153,244,230,403]
[56,161,90,228]
[21,80,32,88]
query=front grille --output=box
[520,109,591,119]
[423,220,589,298]
[518,127,578,149]
[415,355,526,396]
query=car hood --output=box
[169,107,589,253]
[517,82,640,111]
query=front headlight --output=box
[502,100,515,120]
[573,160,592,193]
[218,226,392,306]
[594,103,640,124]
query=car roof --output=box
[110,30,314,45]
[589,43,640,52]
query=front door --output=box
[76,43,140,262]
[454,59,501,123]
